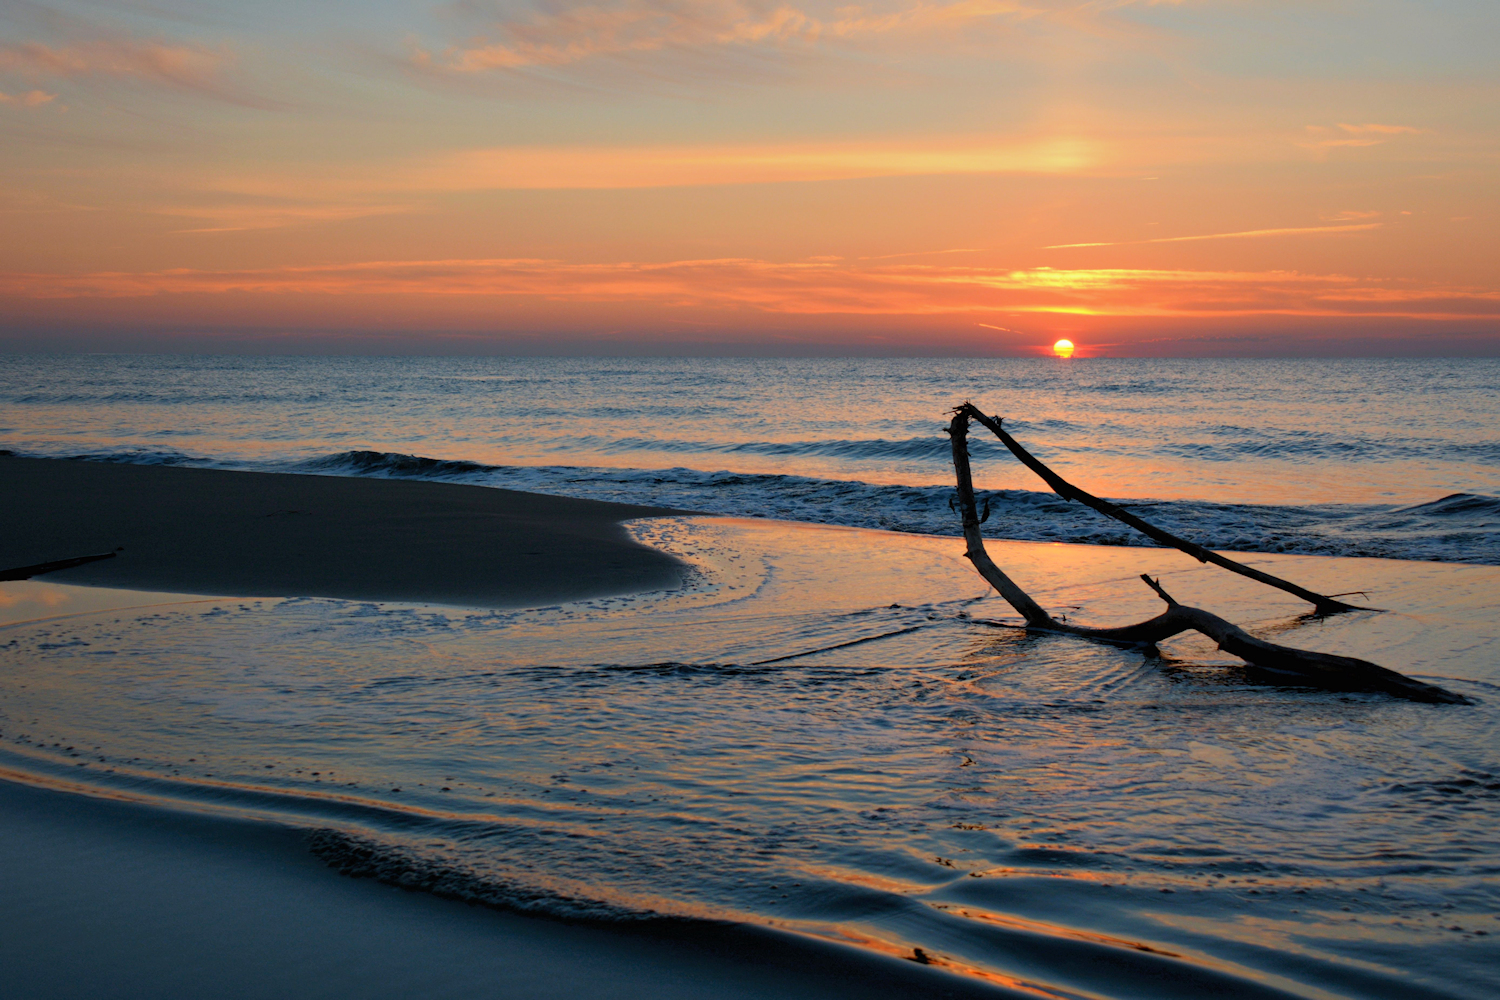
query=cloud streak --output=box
[0,37,230,90]
[414,0,1037,74]
[1044,223,1383,249]
[0,88,54,106]
[4,258,1494,322]
[188,136,1104,215]
[1301,123,1423,150]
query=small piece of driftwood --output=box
[947,406,1467,704]
[0,551,117,582]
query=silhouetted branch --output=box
[946,408,1466,704]
[0,551,117,582]
[955,402,1360,615]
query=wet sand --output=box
[0,456,691,606]
[2,463,1495,998]
[0,777,1020,1000]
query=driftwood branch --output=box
[0,551,117,582]
[955,403,1359,615]
[947,408,1467,704]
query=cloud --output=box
[194,136,1102,211]
[4,258,1495,322]
[1338,123,1421,135]
[162,201,414,233]
[0,27,263,106]
[422,137,1101,186]
[412,0,1036,74]
[0,132,1102,237]
[859,248,990,260]
[1045,223,1381,249]
[0,88,54,106]
[1301,123,1422,151]
[0,37,229,87]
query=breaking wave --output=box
[296,449,1500,565]
[6,441,1494,564]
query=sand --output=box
[0,457,1009,996]
[0,777,1020,1000]
[0,456,691,606]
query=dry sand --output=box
[0,456,691,606]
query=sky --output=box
[1,0,1496,355]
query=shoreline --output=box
[0,456,694,608]
[1,509,1495,997]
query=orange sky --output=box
[2,1,1496,354]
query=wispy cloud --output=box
[1338,123,1421,135]
[0,88,54,106]
[1301,123,1422,150]
[859,247,990,260]
[1044,223,1382,249]
[161,201,414,233]
[0,132,1104,236]
[0,37,230,90]
[194,137,1103,212]
[0,18,277,108]
[413,0,1038,75]
[4,258,1494,322]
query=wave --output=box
[8,444,1496,564]
[1158,432,1500,465]
[456,430,1500,466]
[300,449,1500,565]
[307,829,655,922]
[59,449,222,467]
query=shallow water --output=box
[3,519,1496,999]
[3,355,1498,563]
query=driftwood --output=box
[947,406,1467,704]
[958,404,1359,615]
[0,551,117,582]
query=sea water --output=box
[2,355,1498,562]
[2,355,1498,999]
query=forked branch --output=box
[955,402,1359,615]
[946,408,1466,704]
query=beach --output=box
[0,459,1026,1000]
[3,453,1497,999]
[2,0,1494,972]
[5,0,1495,982]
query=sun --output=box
[1052,339,1076,359]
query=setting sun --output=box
[1053,339,1076,359]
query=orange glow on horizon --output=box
[0,1,1494,354]
[1052,339,1075,358]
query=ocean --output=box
[3,355,1498,563]
[2,354,1498,999]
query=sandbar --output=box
[0,456,692,607]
